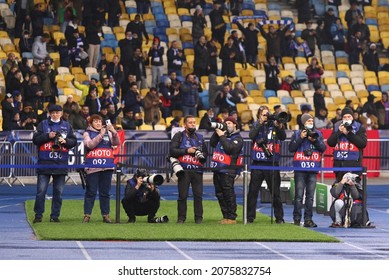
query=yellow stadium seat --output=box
[70,67,84,75]
[250,90,262,97]
[357,90,369,99]
[337,64,350,71]
[340,84,353,92]
[365,77,378,86]
[138,124,153,130]
[324,77,337,85]
[56,80,68,89]
[370,91,382,100]
[253,96,267,104]
[370,30,380,43]
[113,26,124,34]
[290,90,303,98]
[63,87,76,96]
[267,96,280,104]
[324,63,336,70]
[75,73,89,83]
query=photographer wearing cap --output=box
[327,107,367,181]
[247,106,287,224]
[121,168,168,223]
[210,117,244,224]
[329,172,370,228]
[82,114,120,223]
[289,113,326,227]
[169,115,208,224]
[32,104,77,223]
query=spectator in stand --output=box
[350,15,370,46]
[135,0,150,15]
[209,1,227,46]
[345,1,362,32]
[32,33,50,65]
[31,3,45,38]
[20,103,38,130]
[361,94,377,115]
[207,37,219,76]
[264,56,280,91]
[159,77,177,121]
[234,19,259,68]
[194,36,210,78]
[353,110,362,124]
[58,39,71,68]
[61,0,75,33]
[208,74,225,116]
[125,14,149,46]
[313,83,326,117]
[305,57,323,89]
[324,7,337,43]
[295,0,311,23]
[375,92,389,129]
[119,31,138,78]
[24,74,43,110]
[348,31,363,65]
[127,48,147,90]
[105,55,124,87]
[360,109,379,130]
[2,53,20,78]
[199,108,220,130]
[107,0,121,28]
[121,109,143,130]
[148,37,165,88]
[86,17,102,69]
[192,5,207,46]
[219,37,238,78]
[84,87,100,115]
[64,17,80,43]
[122,82,144,115]
[180,74,200,117]
[316,20,329,48]
[68,29,89,69]
[6,70,24,96]
[1,93,16,131]
[259,23,291,63]
[297,104,313,129]
[231,81,248,104]
[63,95,80,114]
[19,30,33,54]
[215,83,240,113]
[314,108,333,130]
[330,17,346,51]
[331,108,342,127]
[70,104,90,130]
[301,20,317,57]
[143,87,162,126]
[363,43,380,74]
[167,41,186,77]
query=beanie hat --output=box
[301,113,313,125]
[224,116,238,126]
[341,107,353,117]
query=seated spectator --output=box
[143,88,161,126]
[360,109,379,130]
[121,108,143,130]
[20,102,38,130]
[63,95,80,114]
[70,104,90,130]
[331,108,342,126]
[305,57,323,88]
[297,104,313,130]
[199,108,220,130]
[314,108,333,129]
[19,30,33,53]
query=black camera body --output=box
[210,122,227,131]
[303,149,313,157]
[52,132,62,151]
[304,129,319,140]
[267,111,289,124]
[344,124,353,132]
[194,149,206,164]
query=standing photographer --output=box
[288,113,326,227]
[247,106,287,224]
[169,115,208,224]
[210,117,244,224]
[327,107,367,181]
[32,104,77,223]
[122,168,168,223]
[82,114,120,223]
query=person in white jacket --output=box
[32,33,50,65]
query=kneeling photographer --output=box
[329,172,370,228]
[121,168,168,223]
[289,113,326,227]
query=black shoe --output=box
[247,218,254,223]
[33,217,42,224]
[195,218,203,224]
[128,216,136,223]
[50,217,60,223]
[177,219,185,224]
[293,219,301,226]
[304,220,317,228]
[275,219,285,224]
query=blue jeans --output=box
[84,170,113,216]
[34,174,66,219]
[293,172,317,222]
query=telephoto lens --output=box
[210,122,227,131]
[168,157,185,178]
[194,149,206,164]
[142,174,164,185]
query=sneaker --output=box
[50,217,60,223]
[275,219,285,224]
[33,217,42,224]
[293,219,301,226]
[102,215,112,223]
[220,219,237,224]
[304,220,317,227]
[218,218,228,224]
[82,215,90,223]
[127,216,136,223]
[330,222,342,228]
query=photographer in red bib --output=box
[327,107,367,181]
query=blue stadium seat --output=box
[155,13,168,21]
[320,44,334,51]
[100,39,118,49]
[264,89,276,98]
[246,83,259,92]
[367,85,380,92]
[157,19,170,28]
[151,2,162,8]
[199,90,209,109]
[268,3,281,11]
[22,52,34,59]
[180,15,192,22]
[126,7,137,15]
[336,71,348,78]
[104,33,116,41]
[281,96,294,105]
[381,85,389,92]
[152,6,164,15]
[157,34,168,43]
[242,3,255,11]
[365,18,378,26]
[254,10,268,18]
[145,20,156,28]
[182,42,194,49]
[153,27,167,36]
[335,50,348,58]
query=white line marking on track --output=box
[344,242,389,259]
[255,242,294,260]
[165,241,193,260]
[0,203,21,209]
[76,241,92,260]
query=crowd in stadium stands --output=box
[1,0,389,133]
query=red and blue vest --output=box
[292,130,323,169]
[211,134,244,174]
[177,132,205,172]
[38,120,70,163]
[85,130,114,166]
[333,122,361,161]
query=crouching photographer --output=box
[329,172,371,228]
[121,168,168,223]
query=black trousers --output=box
[177,171,203,221]
[121,197,160,220]
[213,172,237,220]
[247,165,284,221]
